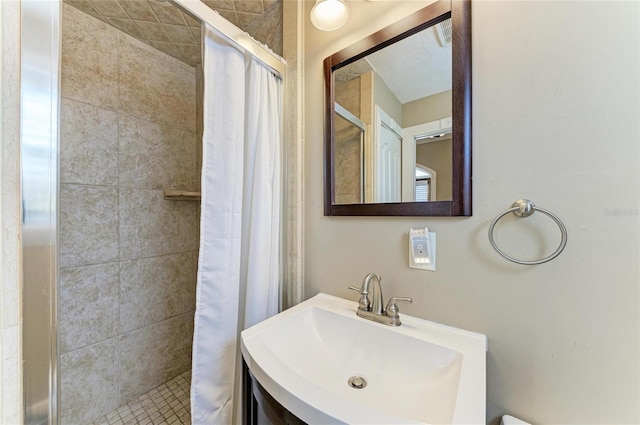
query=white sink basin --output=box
[241,293,487,424]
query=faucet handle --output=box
[385,296,413,319]
[347,285,371,311]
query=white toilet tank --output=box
[501,415,531,425]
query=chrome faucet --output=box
[348,273,412,326]
[362,272,384,315]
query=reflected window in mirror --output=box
[415,165,435,202]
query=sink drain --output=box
[347,376,367,389]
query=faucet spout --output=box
[361,273,384,315]
[347,273,412,327]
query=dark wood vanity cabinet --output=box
[243,359,307,425]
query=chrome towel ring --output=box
[488,199,568,265]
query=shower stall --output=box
[20,0,290,424]
[57,4,201,423]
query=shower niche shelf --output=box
[163,189,201,201]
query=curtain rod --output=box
[171,0,286,78]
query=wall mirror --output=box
[324,0,471,216]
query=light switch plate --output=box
[409,229,436,271]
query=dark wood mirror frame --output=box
[323,0,471,216]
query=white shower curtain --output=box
[191,26,282,425]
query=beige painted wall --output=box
[403,89,452,128]
[304,0,640,423]
[282,0,304,307]
[374,72,403,124]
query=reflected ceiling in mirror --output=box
[324,0,471,216]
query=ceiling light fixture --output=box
[310,0,349,31]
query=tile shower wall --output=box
[59,4,200,424]
[63,0,283,66]
[334,77,363,204]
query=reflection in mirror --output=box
[324,0,471,216]
[333,18,452,205]
[334,104,364,204]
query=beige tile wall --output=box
[1,1,24,422]
[334,77,363,205]
[59,4,200,424]
[64,0,283,67]
[244,0,283,56]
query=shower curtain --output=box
[191,26,282,425]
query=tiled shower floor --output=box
[89,370,191,425]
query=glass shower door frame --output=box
[20,0,61,424]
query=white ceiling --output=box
[364,20,452,104]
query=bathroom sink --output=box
[241,293,487,424]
